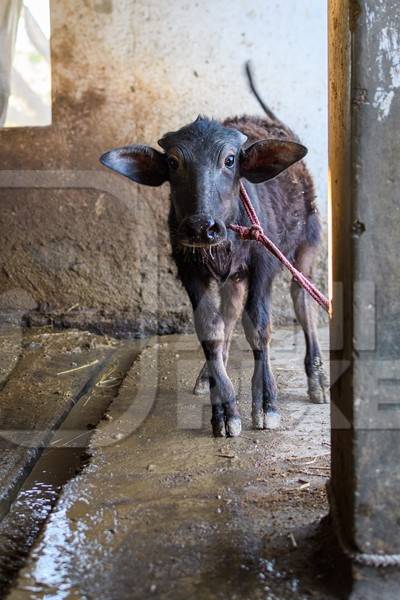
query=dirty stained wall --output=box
[0,0,327,336]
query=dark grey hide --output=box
[100,113,327,438]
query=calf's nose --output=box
[180,214,226,245]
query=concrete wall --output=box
[0,0,328,336]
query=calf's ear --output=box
[239,139,307,183]
[100,145,169,187]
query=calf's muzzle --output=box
[178,214,227,247]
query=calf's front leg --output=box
[193,278,247,395]
[242,280,280,430]
[184,277,241,437]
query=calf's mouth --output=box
[180,240,224,249]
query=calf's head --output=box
[100,117,307,248]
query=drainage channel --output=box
[0,341,142,598]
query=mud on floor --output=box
[1,326,340,600]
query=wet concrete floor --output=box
[0,327,141,595]
[0,326,135,513]
[2,326,338,599]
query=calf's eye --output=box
[224,154,235,169]
[168,156,179,170]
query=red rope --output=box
[229,182,332,315]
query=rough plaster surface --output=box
[0,0,327,335]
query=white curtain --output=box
[0,0,23,125]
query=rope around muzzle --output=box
[229,182,332,315]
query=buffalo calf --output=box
[101,70,327,437]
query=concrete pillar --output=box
[329,0,400,597]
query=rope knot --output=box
[249,225,263,241]
[228,182,331,314]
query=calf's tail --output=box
[245,60,300,143]
[245,61,277,121]
[245,61,286,128]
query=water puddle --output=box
[0,343,140,598]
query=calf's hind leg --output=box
[290,245,328,404]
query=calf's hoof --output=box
[226,417,242,437]
[252,408,281,430]
[264,409,281,430]
[193,377,209,395]
[252,410,264,430]
[211,411,242,438]
[193,364,209,395]
[308,363,329,404]
[211,418,226,437]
